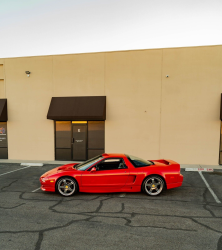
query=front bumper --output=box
[40,185,55,192]
[40,177,56,192]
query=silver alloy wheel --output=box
[144,176,164,196]
[57,178,76,196]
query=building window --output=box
[88,121,105,159]
[220,122,222,165]
[55,121,72,161]
[0,122,8,159]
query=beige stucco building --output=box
[0,45,222,165]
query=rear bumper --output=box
[178,173,183,182]
[167,182,183,189]
[167,174,183,189]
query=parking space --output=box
[202,171,222,203]
[0,164,222,250]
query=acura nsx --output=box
[40,154,183,197]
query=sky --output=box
[0,0,222,58]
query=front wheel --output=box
[142,175,165,196]
[56,177,78,197]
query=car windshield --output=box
[75,155,104,171]
[127,155,154,168]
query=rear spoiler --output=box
[149,159,179,165]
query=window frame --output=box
[89,157,128,171]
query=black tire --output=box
[56,177,78,197]
[142,175,165,196]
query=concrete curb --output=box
[21,163,44,167]
[0,159,83,165]
[180,164,222,169]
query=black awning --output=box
[0,99,7,122]
[47,96,106,121]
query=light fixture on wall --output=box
[25,71,31,77]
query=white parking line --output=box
[32,187,41,193]
[0,165,31,177]
[119,193,126,197]
[198,171,221,204]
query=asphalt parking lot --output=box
[0,164,222,250]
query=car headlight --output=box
[41,178,46,182]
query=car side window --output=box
[96,158,127,171]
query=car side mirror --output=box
[91,167,96,172]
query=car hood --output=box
[41,163,78,178]
[57,163,79,172]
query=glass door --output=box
[72,122,87,161]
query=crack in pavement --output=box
[94,197,112,213]
[0,203,25,209]
[191,218,222,234]
[48,197,64,211]
[1,180,18,191]
[119,203,125,213]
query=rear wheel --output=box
[56,177,78,197]
[142,175,165,196]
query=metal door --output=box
[72,123,87,161]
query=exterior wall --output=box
[161,46,222,164]
[0,59,5,98]
[1,45,222,164]
[105,50,162,160]
[53,53,105,97]
[4,56,54,160]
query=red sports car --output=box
[40,154,183,197]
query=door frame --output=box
[54,120,105,161]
